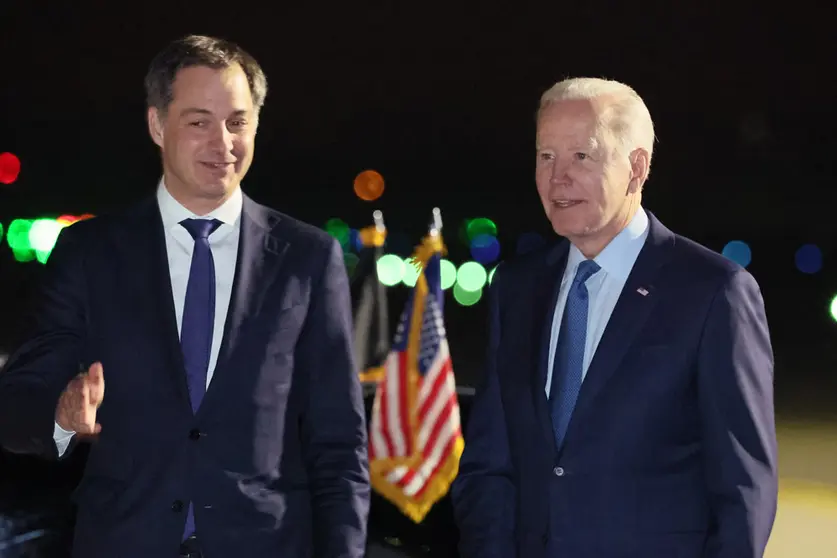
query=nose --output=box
[549,159,571,184]
[208,123,235,154]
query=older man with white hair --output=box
[452,77,778,558]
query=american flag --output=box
[368,241,464,523]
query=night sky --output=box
[1,2,835,397]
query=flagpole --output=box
[430,207,442,236]
[373,209,385,232]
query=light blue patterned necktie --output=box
[550,259,600,450]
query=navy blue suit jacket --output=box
[452,212,777,558]
[0,194,370,557]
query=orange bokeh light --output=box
[353,170,385,201]
[57,215,79,225]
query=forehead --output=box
[536,99,600,147]
[170,64,254,111]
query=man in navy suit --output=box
[451,78,777,558]
[0,35,370,557]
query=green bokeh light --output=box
[7,219,33,251]
[377,254,405,286]
[343,252,360,278]
[402,258,420,287]
[466,217,497,241]
[457,261,487,292]
[325,218,350,250]
[440,259,456,290]
[453,283,482,306]
[29,218,64,253]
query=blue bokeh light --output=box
[470,234,501,265]
[795,244,823,274]
[722,240,752,268]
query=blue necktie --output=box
[179,217,221,539]
[550,259,600,450]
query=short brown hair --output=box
[144,34,268,115]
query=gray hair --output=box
[144,34,268,116]
[539,77,655,168]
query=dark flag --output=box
[351,211,389,384]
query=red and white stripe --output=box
[369,339,462,499]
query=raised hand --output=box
[55,362,105,435]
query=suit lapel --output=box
[124,197,192,409]
[530,241,570,458]
[198,195,288,413]
[565,212,675,441]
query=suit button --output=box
[189,429,201,440]
[171,500,183,512]
[553,466,565,477]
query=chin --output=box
[199,182,233,198]
[549,214,584,238]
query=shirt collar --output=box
[566,207,649,282]
[156,178,243,231]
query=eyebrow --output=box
[535,137,600,151]
[179,108,250,118]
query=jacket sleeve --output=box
[296,237,371,558]
[0,225,89,459]
[451,265,517,558]
[698,268,778,557]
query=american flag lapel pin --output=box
[636,287,649,296]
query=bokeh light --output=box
[376,254,404,286]
[722,240,752,268]
[402,258,420,287]
[343,252,360,278]
[795,244,822,274]
[0,152,21,185]
[7,219,33,251]
[469,233,500,265]
[439,259,456,290]
[29,218,65,253]
[353,170,385,201]
[456,261,487,292]
[7,219,35,263]
[465,217,497,242]
[830,295,837,322]
[57,214,80,226]
[325,218,350,250]
[453,283,482,306]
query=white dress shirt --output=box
[545,208,649,396]
[53,181,243,455]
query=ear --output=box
[147,107,164,148]
[627,147,650,193]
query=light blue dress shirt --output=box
[545,208,650,396]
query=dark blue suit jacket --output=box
[0,194,370,557]
[451,212,777,558]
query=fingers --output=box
[56,363,105,435]
[86,362,105,407]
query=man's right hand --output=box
[55,362,105,435]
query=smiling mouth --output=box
[552,200,583,208]
[201,162,234,170]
